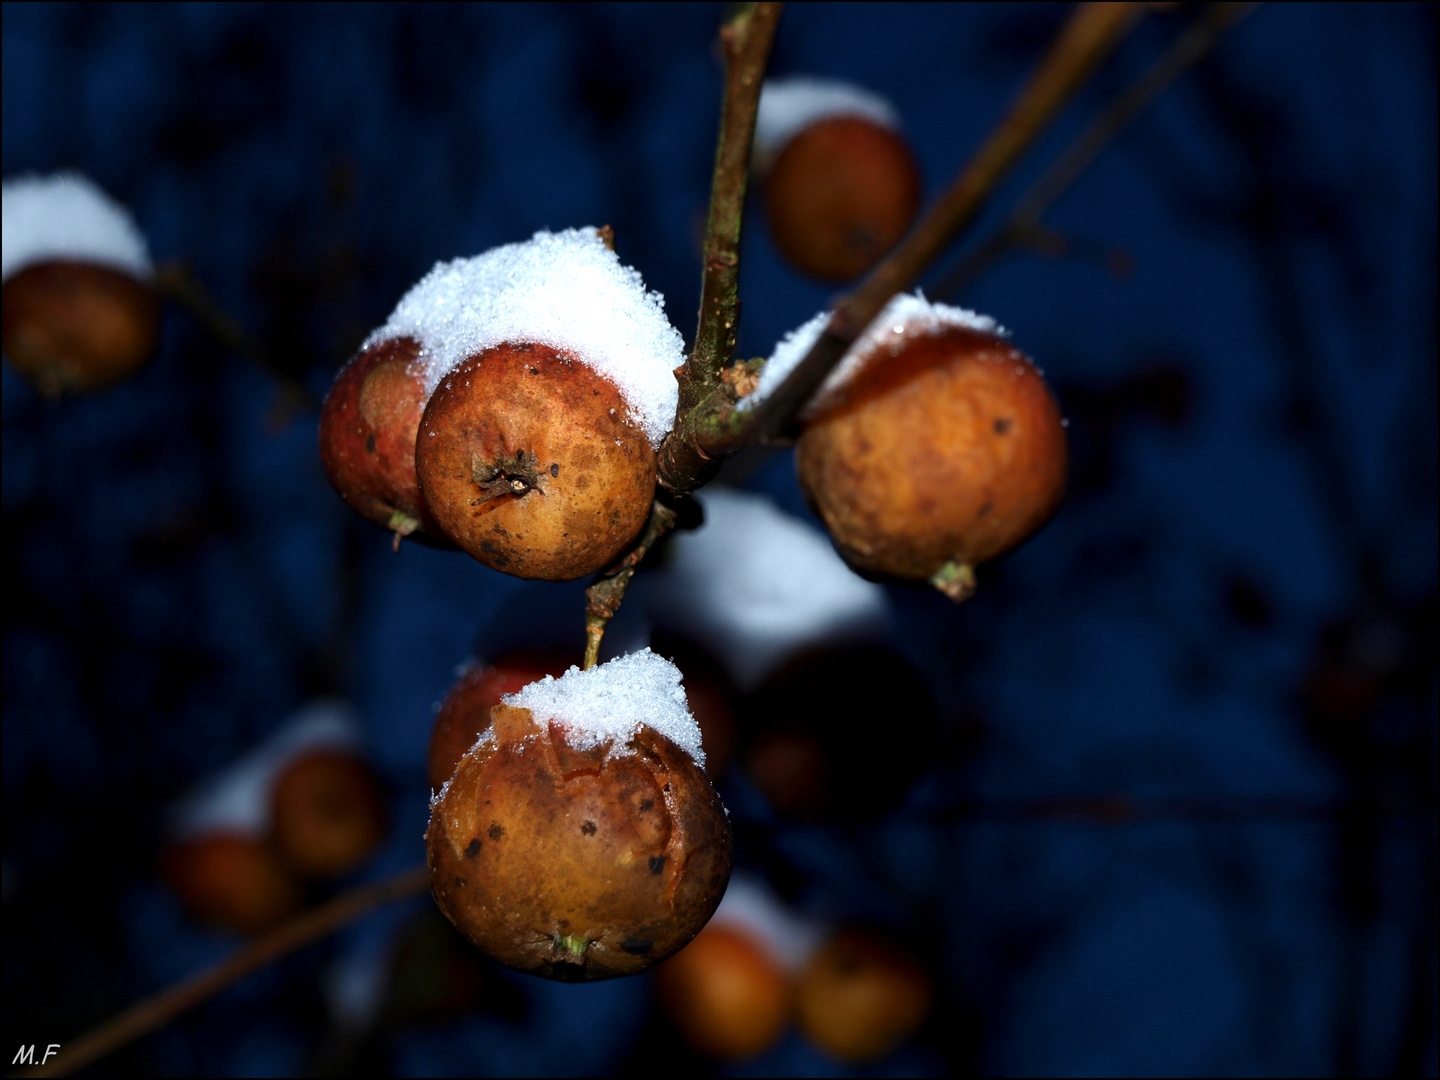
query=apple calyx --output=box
[469,448,549,506]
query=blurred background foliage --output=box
[2,3,1435,1076]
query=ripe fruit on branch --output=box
[654,924,791,1059]
[270,750,387,879]
[426,650,732,980]
[161,833,301,935]
[358,228,684,580]
[795,929,933,1063]
[753,295,1066,598]
[319,336,451,547]
[755,79,921,283]
[427,649,576,791]
[415,341,656,580]
[2,173,158,395]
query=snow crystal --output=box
[2,172,152,283]
[743,292,1008,420]
[502,648,705,767]
[169,699,365,839]
[709,872,827,973]
[364,228,684,447]
[635,488,890,691]
[754,77,902,174]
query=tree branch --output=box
[150,260,315,412]
[659,1,782,491]
[664,1,1147,469]
[19,866,430,1079]
[935,1,1258,298]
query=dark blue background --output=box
[3,3,1435,1076]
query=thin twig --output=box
[658,1,782,492]
[151,260,315,411]
[589,3,779,646]
[584,499,679,669]
[18,866,430,1079]
[936,1,1258,298]
[664,1,1146,470]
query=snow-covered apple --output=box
[356,228,685,580]
[2,173,158,395]
[754,79,921,283]
[426,650,732,980]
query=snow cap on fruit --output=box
[166,698,364,841]
[746,292,1007,420]
[2,172,152,282]
[364,228,684,447]
[503,648,705,768]
[635,488,891,691]
[754,77,902,173]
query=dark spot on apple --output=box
[993,417,1013,434]
[620,936,654,955]
[648,856,666,874]
[453,876,467,888]
[581,820,597,835]
[551,463,559,477]
[488,822,505,841]
[638,799,654,813]
[465,838,482,858]
[977,501,993,519]
[365,434,376,453]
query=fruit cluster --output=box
[320,227,683,577]
[162,705,387,934]
[654,876,933,1063]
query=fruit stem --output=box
[671,1,1146,466]
[583,499,679,668]
[931,561,977,604]
[23,866,430,1079]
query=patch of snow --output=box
[2,172,151,283]
[708,871,827,974]
[168,699,365,840]
[743,292,1008,419]
[503,648,705,767]
[636,488,890,691]
[754,77,902,174]
[365,228,684,447]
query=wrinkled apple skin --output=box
[797,326,1067,580]
[320,336,453,546]
[427,704,733,980]
[270,751,387,879]
[415,341,657,581]
[427,650,576,791]
[765,116,922,283]
[2,259,159,395]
